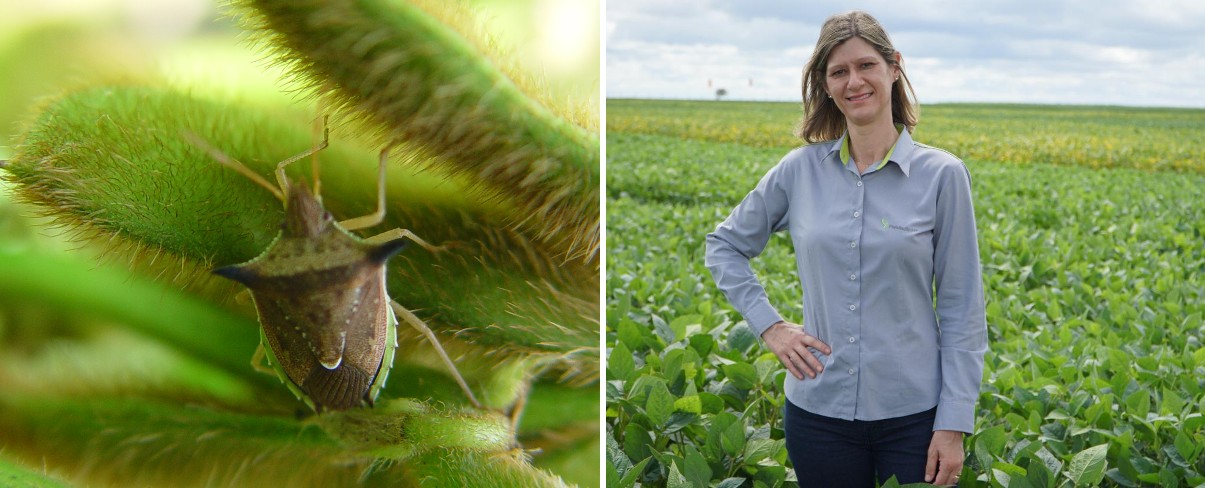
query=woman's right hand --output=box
[762,321,831,380]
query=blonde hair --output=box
[795,11,919,143]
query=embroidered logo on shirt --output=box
[881,218,919,232]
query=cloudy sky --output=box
[606,0,1205,108]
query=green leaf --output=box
[674,395,702,414]
[1065,444,1108,487]
[1124,391,1150,419]
[682,445,711,488]
[723,362,759,390]
[1184,412,1204,431]
[1103,468,1138,487]
[698,392,725,414]
[670,315,701,343]
[727,324,757,353]
[609,341,636,382]
[993,460,1027,481]
[652,314,675,343]
[1174,429,1197,461]
[751,464,786,488]
[744,438,782,464]
[1161,443,1192,469]
[753,354,781,385]
[664,412,699,434]
[1032,447,1063,480]
[720,415,746,458]
[1024,457,1053,488]
[1160,387,1186,416]
[705,413,737,460]
[1006,471,1039,488]
[973,425,1008,471]
[605,431,632,479]
[1158,467,1177,487]
[618,318,649,351]
[689,333,715,357]
[666,461,691,488]
[714,478,745,488]
[619,458,651,488]
[645,381,675,427]
[605,454,621,488]
[622,423,653,466]
[627,375,666,406]
[662,349,687,385]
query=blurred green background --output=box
[0,0,599,486]
[0,0,600,159]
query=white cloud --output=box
[607,0,1205,107]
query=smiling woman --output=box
[704,10,986,488]
[798,11,918,147]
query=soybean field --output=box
[605,99,1205,487]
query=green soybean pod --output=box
[233,0,601,264]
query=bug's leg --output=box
[339,145,392,231]
[389,299,482,408]
[182,130,284,202]
[507,381,530,431]
[272,115,330,194]
[362,228,451,254]
[250,343,276,376]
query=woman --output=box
[704,11,987,487]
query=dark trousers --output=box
[784,400,936,487]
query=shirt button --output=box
[850,241,857,248]
[853,211,860,218]
[849,337,856,343]
[848,368,855,375]
[849,274,856,280]
[856,181,863,187]
[849,304,856,311]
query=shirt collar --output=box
[828,124,914,177]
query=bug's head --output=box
[282,181,333,238]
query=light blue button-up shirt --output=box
[704,127,987,433]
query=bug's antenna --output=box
[183,129,285,202]
[311,114,329,199]
[268,119,330,198]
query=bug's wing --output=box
[294,274,390,409]
[285,287,363,370]
[344,268,395,402]
[249,294,337,383]
[300,358,373,410]
[252,290,371,411]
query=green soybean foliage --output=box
[607,99,1205,173]
[606,99,1205,487]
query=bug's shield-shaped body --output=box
[216,183,406,411]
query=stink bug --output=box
[184,122,480,412]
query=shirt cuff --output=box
[933,400,975,433]
[744,303,784,340]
